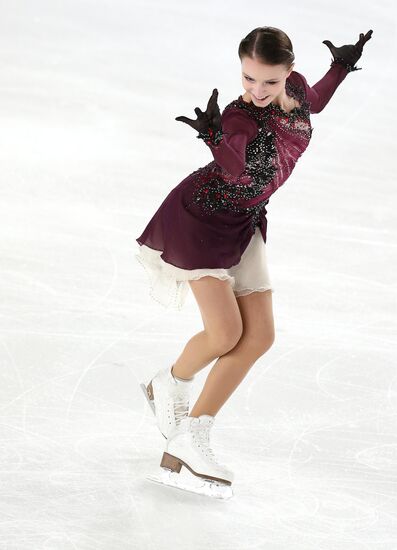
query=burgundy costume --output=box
[136,60,352,308]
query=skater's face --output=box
[241,57,294,107]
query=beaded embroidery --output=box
[331,57,361,72]
[189,77,313,228]
[196,126,224,145]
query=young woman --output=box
[136,26,373,491]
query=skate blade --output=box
[140,382,156,415]
[146,468,234,500]
[140,383,167,440]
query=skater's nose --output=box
[254,88,267,97]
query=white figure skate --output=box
[140,364,194,439]
[146,414,234,499]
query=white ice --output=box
[0,0,396,549]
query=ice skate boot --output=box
[140,364,194,439]
[147,415,234,499]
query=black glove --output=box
[322,29,373,72]
[175,88,224,145]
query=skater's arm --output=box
[197,108,258,177]
[292,63,350,114]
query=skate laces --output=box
[192,422,219,464]
[172,392,190,426]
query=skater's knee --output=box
[239,331,275,359]
[207,322,243,356]
[189,275,243,354]
[251,332,275,358]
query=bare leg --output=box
[189,289,275,417]
[170,331,220,381]
[171,276,243,380]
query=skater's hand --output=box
[175,88,222,134]
[322,29,373,71]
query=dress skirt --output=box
[135,225,274,310]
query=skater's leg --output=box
[189,289,275,417]
[171,276,243,380]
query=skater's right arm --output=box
[197,108,258,178]
[175,88,258,178]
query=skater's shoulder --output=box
[223,95,250,112]
[222,98,258,121]
[287,70,309,99]
[220,98,259,135]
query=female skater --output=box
[136,26,373,494]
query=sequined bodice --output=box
[186,77,313,227]
[223,78,313,205]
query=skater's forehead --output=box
[241,58,287,81]
[242,71,280,82]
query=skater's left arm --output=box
[293,65,349,113]
[293,30,373,113]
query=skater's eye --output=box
[244,76,278,84]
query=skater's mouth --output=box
[253,94,269,102]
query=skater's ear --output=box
[286,63,295,78]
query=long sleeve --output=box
[292,62,350,114]
[197,108,258,177]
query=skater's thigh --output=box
[188,276,243,345]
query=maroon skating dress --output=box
[135,60,353,309]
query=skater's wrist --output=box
[196,127,224,146]
[330,57,362,73]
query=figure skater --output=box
[136,26,373,494]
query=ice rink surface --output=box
[1,0,396,548]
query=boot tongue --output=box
[170,365,194,385]
[174,376,194,385]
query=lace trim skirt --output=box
[135,226,274,310]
